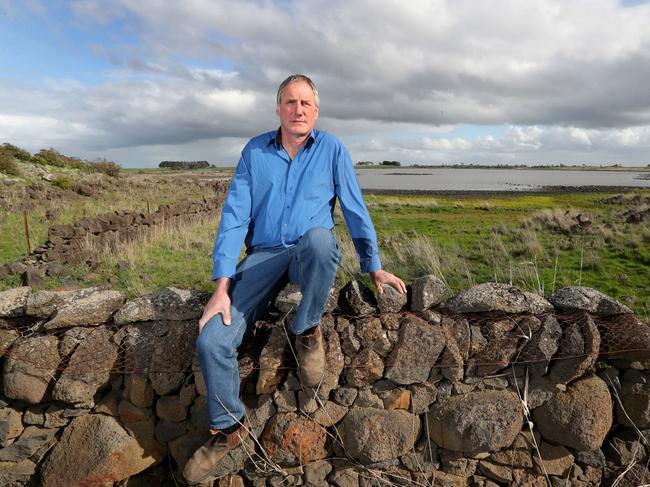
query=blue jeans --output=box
[196,227,341,430]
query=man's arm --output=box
[200,155,253,329]
[333,144,406,294]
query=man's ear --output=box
[275,104,280,118]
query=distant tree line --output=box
[159,161,210,170]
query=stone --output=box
[518,315,562,374]
[21,269,46,288]
[489,448,533,469]
[575,449,606,468]
[550,286,632,316]
[257,323,289,394]
[156,394,191,422]
[43,405,71,428]
[154,419,188,442]
[328,466,359,487]
[319,327,345,399]
[439,450,478,477]
[304,460,332,484]
[346,348,384,387]
[355,388,384,408]
[26,286,101,318]
[58,326,93,358]
[549,312,600,385]
[427,390,523,453]
[446,282,553,314]
[3,335,60,403]
[124,374,155,408]
[382,388,411,410]
[607,436,647,466]
[616,380,650,428]
[43,289,126,329]
[273,390,297,413]
[0,459,36,485]
[0,328,19,357]
[340,323,361,356]
[334,386,358,406]
[355,316,392,356]
[377,284,407,313]
[469,323,488,356]
[385,314,445,384]
[149,321,198,395]
[23,405,46,426]
[338,280,376,316]
[0,425,58,462]
[427,470,467,487]
[0,407,23,444]
[312,400,348,426]
[40,414,165,487]
[409,382,438,414]
[401,438,439,472]
[478,459,513,483]
[52,326,118,406]
[440,344,464,383]
[341,408,420,463]
[410,275,446,311]
[0,286,30,317]
[113,286,211,323]
[533,374,612,451]
[261,412,328,466]
[533,443,574,476]
[274,282,302,313]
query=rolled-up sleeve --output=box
[211,155,252,280]
[333,144,382,273]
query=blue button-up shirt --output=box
[212,129,382,280]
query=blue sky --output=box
[2,0,650,167]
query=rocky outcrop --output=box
[0,282,647,486]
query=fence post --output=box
[23,210,31,254]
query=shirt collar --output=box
[268,128,316,150]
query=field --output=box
[1,148,648,317]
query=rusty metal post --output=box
[23,210,31,254]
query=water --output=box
[355,167,650,192]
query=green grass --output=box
[356,190,650,317]
[2,176,648,318]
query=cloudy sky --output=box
[2,0,650,167]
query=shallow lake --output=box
[356,167,650,192]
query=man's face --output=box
[276,81,319,138]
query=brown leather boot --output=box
[182,425,249,485]
[296,326,325,388]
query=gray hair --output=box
[276,74,319,108]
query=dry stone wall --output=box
[0,280,649,486]
[0,181,228,281]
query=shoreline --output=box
[363,185,650,197]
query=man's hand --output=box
[370,269,406,294]
[199,278,232,332]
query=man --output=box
[183,74,405,484]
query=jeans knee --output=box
[196,316,237,360]
[300,227,339,262]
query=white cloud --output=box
[3,0,650,165]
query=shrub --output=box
[1,143,32,161]
[89,158,121,177]
[36,148,65,167]
[0,151,21,176]
[52,175,73,190]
